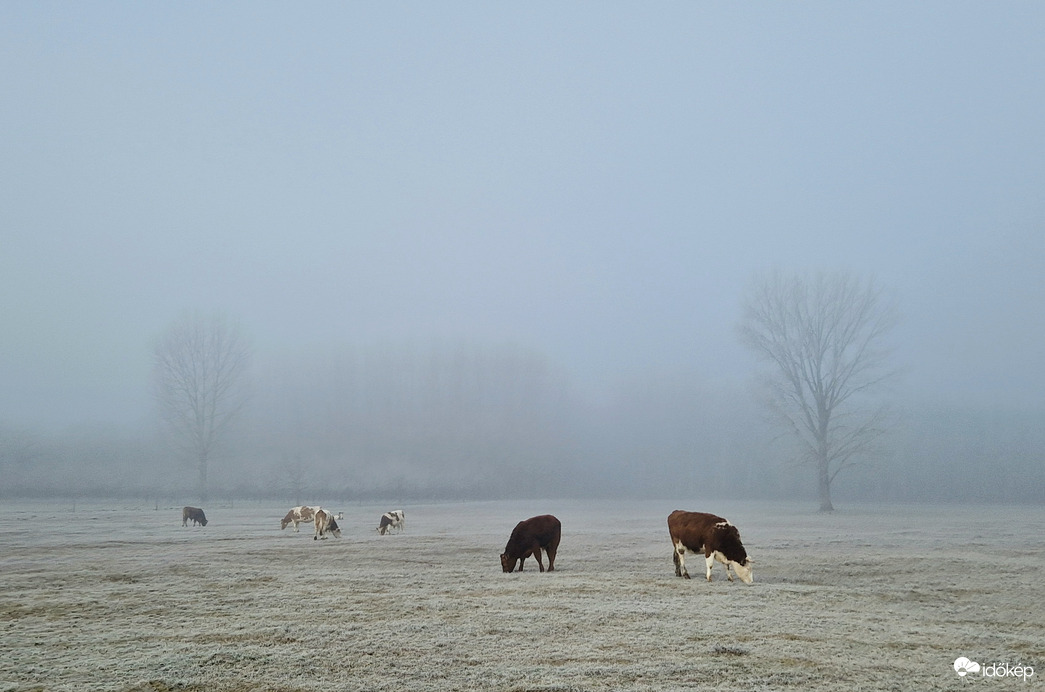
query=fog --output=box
[1,4,1043,505]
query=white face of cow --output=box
[732,558,754,584]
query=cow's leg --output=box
[546,543,558,572]
[532,544,545,573]
[705,553,716,582]
[674,541,689,579]
[709,551,733,581]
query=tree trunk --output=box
[815,412,834,512]
[817,455,833,512]
[198,451,209,504]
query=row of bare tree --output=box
[146,271,900,510]
[7,271,1036,507]
[5,393,1041,503]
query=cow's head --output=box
[327,518,341,538]
[732,558,753,584]
[500,553,517,573]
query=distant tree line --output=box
[2,273,1043,507]
[2,380,1041,505]
[243,341,573,500]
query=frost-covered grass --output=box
[1,499,1043,691]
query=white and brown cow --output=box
[377,509,405,535]
[500,514,561,573]
[281,506,317,532]
[313,508,342,540]
[182,506,208,527]
[667,510,753,584]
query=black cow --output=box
[182,506,208,527]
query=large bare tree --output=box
[739,271,897,511]
[153,311,251,503]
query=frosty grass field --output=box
[1,499,1043,691]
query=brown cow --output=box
[313,508,342,540]
[500,514,561,573]
[667,510,753,583]
[281,506,317,532]
[182,506,207,527]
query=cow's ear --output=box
[746,559,754,565]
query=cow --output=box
[313,508,342,540]
[281,506,317,532]
[667,510,753,584]
[500,514,561,573]
[182,506,207,527]
[377,509,405,535]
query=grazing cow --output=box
[281,506,317,532]
[182,506,208,527]
[500,514,561,573]
[313,508,342,540]
[667,510,753,584]
[377,509,405,535]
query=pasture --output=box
[1,499,1042,691]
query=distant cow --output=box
[313,508,342,540]
[667,510,753,584]
[377,509,405,535]
[281,506,317,532]
[500,514,561,573]
[182,506,208,527]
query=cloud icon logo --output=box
[954,657,981,677]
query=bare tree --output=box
[739,271,897,511]
[153,311,251,503]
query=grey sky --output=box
[2,3,1043,429]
